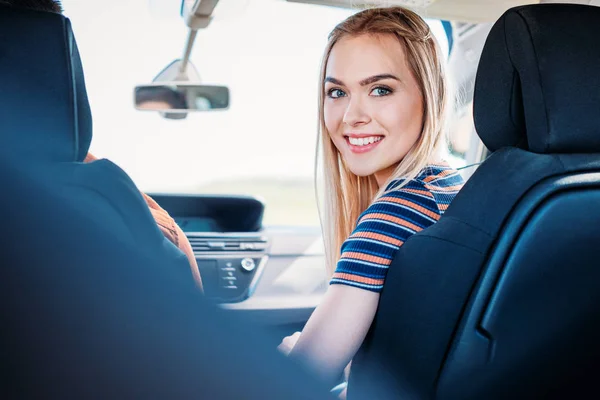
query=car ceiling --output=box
[285,0,599,22]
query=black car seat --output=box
[0,5,192,281]
[349,4,600,399]
[0,141,335,399]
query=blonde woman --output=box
[278,6,464,388]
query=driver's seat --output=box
[350,4,600,399]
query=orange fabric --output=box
[84,153,203,291]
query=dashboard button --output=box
[240,258,256,272]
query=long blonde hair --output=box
[316,7,452,276]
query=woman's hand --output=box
[278,331,301,356]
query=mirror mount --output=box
[150,43,201,120]
[181,0,219,30]
[176,1,221,83]
[149,2,210,119]
[153,58,201,84]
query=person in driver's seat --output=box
[85,153,202,290]
[0,0,202,291]
[278,6,464,395]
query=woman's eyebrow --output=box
[325,74,400,87]
[359,74,400,86]
[325,77,345,86]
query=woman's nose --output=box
[342,98,370,127]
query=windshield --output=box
[62,0,452,227]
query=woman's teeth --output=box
[348,136,382,146]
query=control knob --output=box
[240,257,256,272]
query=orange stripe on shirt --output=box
[341,251,391,265]
[377,196,440,220]
[349,231,404,246]
[401,188,435,198]
[359,212,423,232]
[332,272,385,286]
[426,184,464,192]
[422,169,457,183]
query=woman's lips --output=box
[344,135,384,154]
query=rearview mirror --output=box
[134,84,229,112]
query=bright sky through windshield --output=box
[62,0,446,190]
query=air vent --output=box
[188,235,269,254]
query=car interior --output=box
[2,0,600,398]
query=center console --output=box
[149,194,268,303]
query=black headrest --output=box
[473,4,600,154]
[0,5,92,163]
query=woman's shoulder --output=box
[383,160,460,189]
[416,161,464,190]
[377,161,464,217]
[364,178,440,226]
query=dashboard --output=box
[148,193,327,329]
[174,216,221,232]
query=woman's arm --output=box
[287,284,379,385]
[281,180,444,384]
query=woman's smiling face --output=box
[324,33,424,186]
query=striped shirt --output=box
[330,162,464,293]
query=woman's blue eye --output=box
[371,87,392,97]
[328,89,346,98]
